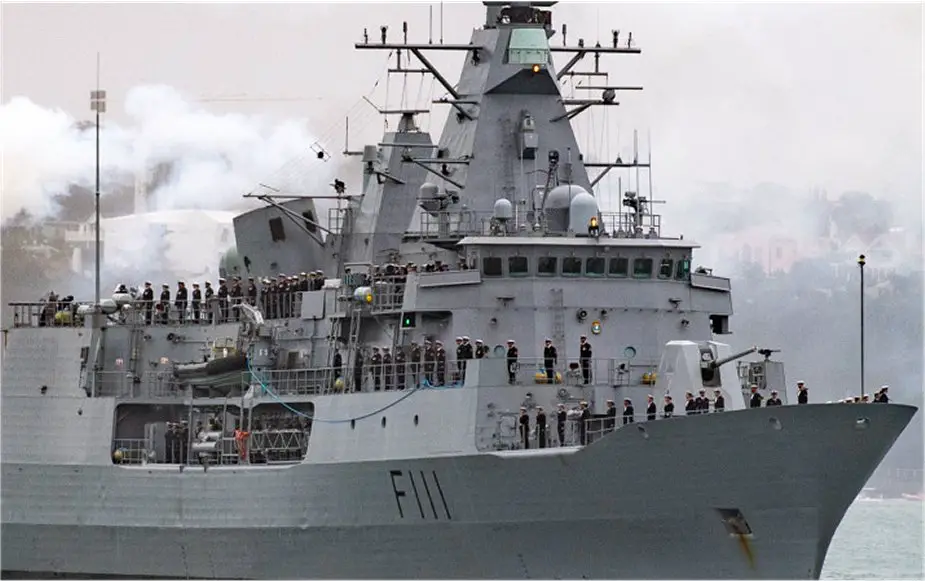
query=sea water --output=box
[822,499,924,579]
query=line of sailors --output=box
[133,271,326,325]
[346,339,457,391]
[832,385,890,404]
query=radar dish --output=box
[568,191,600,233]
[493,198,514,221]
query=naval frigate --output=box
[1,2,917,579]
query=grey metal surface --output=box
[1,2,917,579]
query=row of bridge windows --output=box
[481,256,691,280]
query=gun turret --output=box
[710,346,758,369]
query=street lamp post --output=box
[858,254,866,397]
[90,85,106,308]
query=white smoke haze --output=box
[0,84,334,225]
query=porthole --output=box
[413,414,420,426]
[381,417,387,428]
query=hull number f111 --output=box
[389,469,452,520]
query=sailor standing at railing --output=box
[694,389,708,414]
[409,342,422,386]
[749,385,763,408]
[684,392,697,415]
[353,349,364,392]
[556,403,567,446]
[141,282,154,325]
[505,340,519,384]
[201,281,213,323]
[230,277,243,321]
[536,406,547,449]
[158,284,171,325]
[435,341,447,385]
[247,277,258,305]
[578,401,591,445]
[190,283,201,322]
[543,338,558,382]
[370,347,383,391]
[394,346,407,390]
[797,381,809,404]
[663,395,675,418]
[475,339,489,359]
[518,408,530,449]
[604,400,616,433]
[174,281,188,323]
[382,347,394,391]
[217,278,229,322]
[579,335,593,384]
[423,341,436,384]
[622,398,635,425]
[646,395,657,421]
[713,388,725,412]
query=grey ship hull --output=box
[2,402,915,579]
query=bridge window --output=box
[268,217,286,242]
[633,258,653,279]
[562,257,582,277]
[608,257,628,278]
[675,258,691,281]
[537,256,557,277]
[658,258,674,279]
[585,257,605,277]
[508,256,529,276]
[482,256,502,277]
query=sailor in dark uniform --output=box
[542,338,557,382]
[578,401,591,445]
[191,283,202,322]
[165,422,176,463]
[409,342,422,386]
[604,400,616,433]
[141,281,154,325]
[174,281,188,323]
[158,284,171,325]
[382,347,393,391]
[459,336,473,381]
[556,403,567,446]
[663,395,675,418]
[684,392,697,415]
[505,340,518,384]
[230,277,243,321]
[353,349,364,392]
[518,407,530,449]
[713,388,725,412]
[217,278,229,322]
[370,347,383,391]
[622,398,635,425]
[535,406,547,449]
[766,390,782,406]
[797,381,808,404]
[875,385,889,403]
[749,385,763,408]
[204,281,215,324]
[423,341,436,385]
[246,277,258,306]
[455,337,465,380]
[435,341,447,385]
[394,346,407,390]
[579,335,593,384]
[694,389,707,414]
[474,339,489,359]
[646,394,657,421]
[332,348,343,381]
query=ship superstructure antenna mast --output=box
[89,53,106,311]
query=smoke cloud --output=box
[0,84,333,225]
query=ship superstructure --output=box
[1,2,916,579]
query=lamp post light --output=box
[857,254,866,398]
[90,86,106,308]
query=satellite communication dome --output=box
[568,191,600,233]
[545,184,589,232]
[419,182,439,199]
[493,198,514,221]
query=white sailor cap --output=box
[648,393,655,398]
[520,407,527,411]
[797,380,805,385]
[462,336,470,341]
[506,339,515,344]
[606,399,614,404]
[475,339,483,343]
[880,384,889,390]
[456,337,463,341]
[544,337,552,342]
[623,397,632,402]
[771,390,778,394]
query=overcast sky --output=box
[2,1,922,223]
